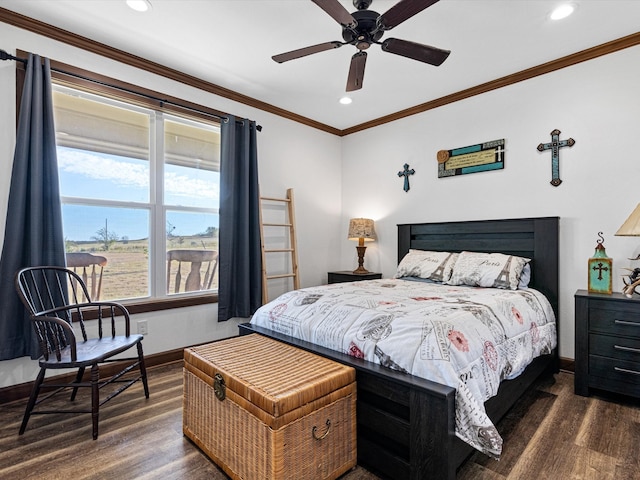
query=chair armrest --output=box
[33,315,78,361]
[39,301,132,337]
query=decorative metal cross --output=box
[397,163,415,192]
[592,262,609,281]
[537,129,575,187]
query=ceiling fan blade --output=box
[311,0,357,29]
[272,41,343,63]
[346,52,367,92]
[381,38,450,66]
[378,0,440,31]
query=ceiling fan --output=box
[272,0,451,92]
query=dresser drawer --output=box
[589,334,640,362]
[589,306,640,339]
[588,355,640,397]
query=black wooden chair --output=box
[14,266,149,440]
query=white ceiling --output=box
[2,0,639,130]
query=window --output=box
[53,85,220,303]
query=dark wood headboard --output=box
[397,217,559,319]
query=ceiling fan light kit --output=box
[272,0,450,92]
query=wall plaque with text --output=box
[437,139,505,178]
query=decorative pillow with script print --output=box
[394,250,459,282]
[447,251,530,290]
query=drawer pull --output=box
[614,366,640,376]
[614,320,640,327]
[614,345,640,354]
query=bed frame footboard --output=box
[356,370,457,480]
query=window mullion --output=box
[151,112,165,298]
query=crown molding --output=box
[341,31,640,136]
[1,7,638,137]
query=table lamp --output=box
[616,203,640,239]
[348,218,376,274]
[615,203,640,296]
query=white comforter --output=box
[250,279,557,458]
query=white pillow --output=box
[518,263,531,289]
[395,250,459,282]
[447,251,530,290]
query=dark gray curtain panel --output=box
[0,54,65,360]
[217,115,262,321]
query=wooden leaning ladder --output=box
[259,188,300,304]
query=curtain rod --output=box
[0,49,26,63]
[0,49,262,131]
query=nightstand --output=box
[575,289,640,399]
[328,271,382,284]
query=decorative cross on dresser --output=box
[592,262,609,280]
[397,163,415,192]
[537,129,575,187]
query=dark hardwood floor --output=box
[1,363,638,479]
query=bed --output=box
[239,217,559,480]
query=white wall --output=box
[0,22,342,387]
[340,45,640,360]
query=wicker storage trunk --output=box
[183,334,357,480]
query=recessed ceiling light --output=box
[126,0,152,12]
[550,3,575,20]
[339,96,352,105]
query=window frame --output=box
[16,54,222,313]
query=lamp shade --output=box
[615,204,640,236]
[348,218,376,241]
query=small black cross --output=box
[592,262,609,281]
[397,163,415,192]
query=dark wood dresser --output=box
[327,271,382,284]
[575,289,640,398]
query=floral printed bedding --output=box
[250,278,557,458]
